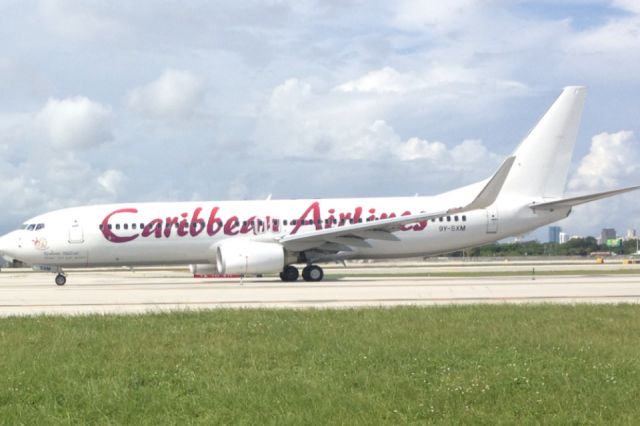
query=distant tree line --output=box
[446,237,639,257]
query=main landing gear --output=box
[279,265,324,282]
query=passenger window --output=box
[124,224,129,230]
[140,223,145,229]
[116,224,120,230]
[283,220,288,226]
[108,224,113,230]
[454,216,459,222]
[447,216,451,222]
[99,224,103,230]
[132,224,137,230]
[462,215,467,222]
[291,219,297,225]
[439,217,443,222]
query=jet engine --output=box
[215,240,285,275]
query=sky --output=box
[1,0,639,240]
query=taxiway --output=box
[1,265,640,316]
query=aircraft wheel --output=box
[280,265,299,282]
[302,265,324,282]
[55,274,66,286]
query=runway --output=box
[1,266,640,316]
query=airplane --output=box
[0,86,638,286]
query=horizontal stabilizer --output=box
[529,185,640,211]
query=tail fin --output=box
[502,86,587,199]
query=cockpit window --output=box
[36,223,45,230]
[21,224,28,230]
[27,224,36,231]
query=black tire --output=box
[55,274,66,286]
[280,265,299,282]
[302,265,324,282]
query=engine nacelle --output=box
[215,240,285,275]
[189,263,218,275]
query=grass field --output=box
[1,305,639,424]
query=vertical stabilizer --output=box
[502,86,587,199]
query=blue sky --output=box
[1,0,639,239]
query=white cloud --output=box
[612,0,640,14]
[397,137,448,161]
[37,97,113,149]
[127,69,204,119]
[98,169,126,195]
[335,66,526,96]
[336,67,418,94]
[569,131,640,191]
[392,0,481,31]
[559,130,640,237]
[37,0,123,40]
[256,78,501,173]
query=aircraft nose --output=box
[0,233,15,257]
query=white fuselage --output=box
[0,188,567,269]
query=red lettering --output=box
[207,207,223,236]
[399,211,413,231]
[339,207,362,225]
[177,213,189,237]
[164,217,179,238]
[240,216,256,234]
[142,219,163,238]
[190,207,204,237]
[367,208,376,222]
[325,208,336,229]
[224,216,239,235]
[291,202,321,234]
[101,208,139,243]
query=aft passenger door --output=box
[486,207,498,234]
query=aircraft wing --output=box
[529,185,640,211]
[278,156,515,252]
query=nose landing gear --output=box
[55,273,66,286]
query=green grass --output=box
[1,305,640,424]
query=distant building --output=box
[627,229,637,240]
[559,232,568,244]
[548,226,561,243]
[600,228,617,244]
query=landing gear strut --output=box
[55,273,66,286]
